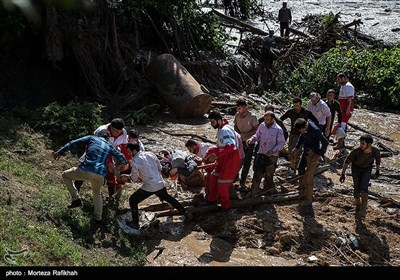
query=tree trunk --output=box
[145,54,212,118]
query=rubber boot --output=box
[359,193,368,219]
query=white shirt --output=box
[94,124,128,148]
[197,142,216,158]
[339,82,355,100]
[130,151,165,192]
[217,124,239,149]
[307,99,331,126]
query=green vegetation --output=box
[30,101,103,147]
[114,0,230,55]
[0,119,147,266]
[277,43,400,110]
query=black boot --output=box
[67,199,82,209]
[74,180,83,193]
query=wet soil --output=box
[130,104,400,267]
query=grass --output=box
[0,120,148,266]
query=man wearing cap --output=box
[52,130,128,224]
[207,111,241,210]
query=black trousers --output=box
[280,22,290,37]
[129,187,185,225]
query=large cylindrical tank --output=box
[146,54,212,118]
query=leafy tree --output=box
[277,43,400,110]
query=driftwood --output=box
[378,173,400,180]
[181,61,213,67]
[284,164,331,184]
[343,19,363,29]
[139,197,204,212]
[288,27,310,38]
[213,9,306,41]
[146,53,212,118]
[211,101,237,107]
[158,128,216,144]
[335,187,400,208]
[155,191,301,217]
[212,9,268,36]
[381,152,395,158]
[347,123,394,142]
[378,142,399,155]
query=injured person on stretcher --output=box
[159,149,216,195]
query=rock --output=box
[308,255,319,262]
[265,246,280,255]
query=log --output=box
[379,173,400,180]
[343,19,363,29]
[288,27,310,38]
[211,101,237,107]
[145,54,212,118]
[212,9,268,36]
[381,152,394,158]
[347,123,394,142]
[231,191,300,207]
[140,198,202,212]
[213,9,290,44]
[155,191,301,217]
[285,164,331,184]
[181,61,212,67]
[158,129,216,144]
[378,141,399,155]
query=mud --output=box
[132,104,400,266]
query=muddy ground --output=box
[123,101,400,267]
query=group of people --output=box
[52,73,378,231]
[227,72,379,218]
[53,119,190,229]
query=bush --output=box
[277,43,400,110]
[32,101,104,147]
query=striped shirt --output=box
[58,136,128,177]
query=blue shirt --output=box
[295,121,329,156]
[58,135,128,177]
[263,35,276,50]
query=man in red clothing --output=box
[337,73,354,131]
[207,111,241,210]
[94,118,128,204]
[336,73,355,150]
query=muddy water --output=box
[257,0,400,44]
[146,230,297,266]
[135,107,399,266]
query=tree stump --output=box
[146,54,212,118]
